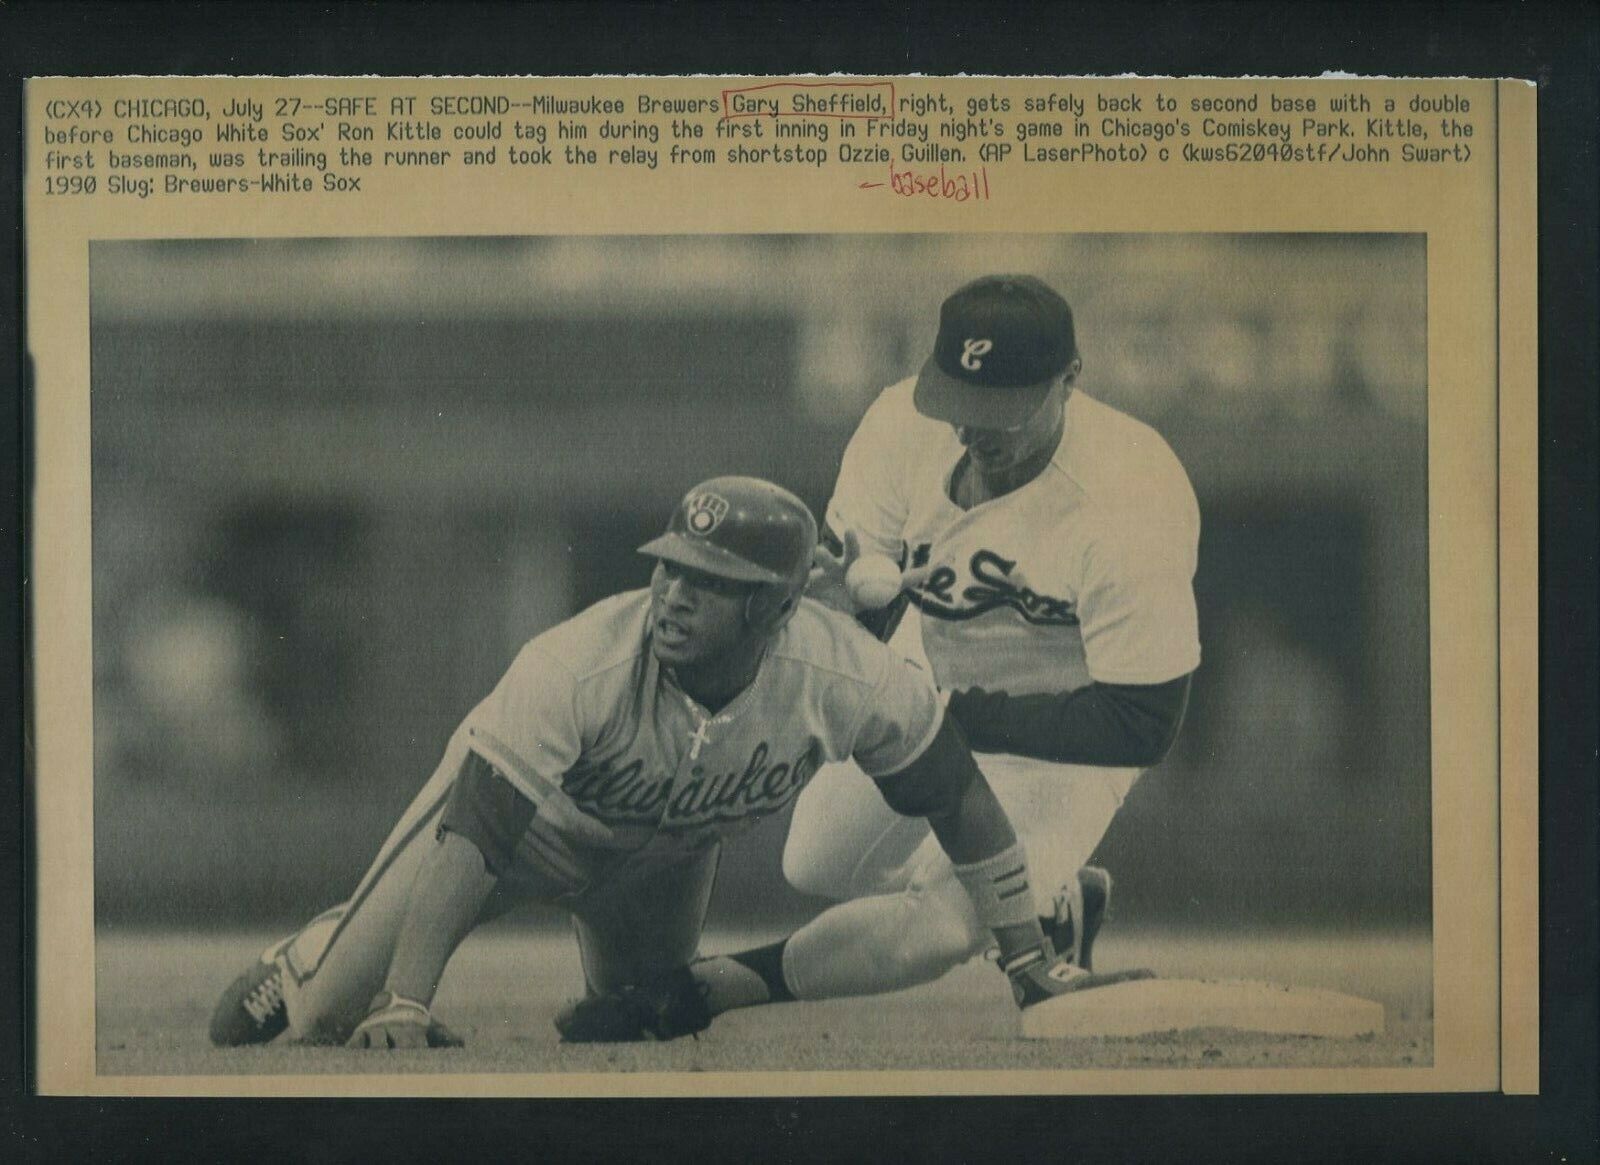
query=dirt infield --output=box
[91,925,1431,1081]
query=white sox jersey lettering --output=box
[829,377,1201,696]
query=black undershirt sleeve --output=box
[944,672,1194,768]
[438,750,539,876]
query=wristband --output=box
[952,842,1037,932]
[366,991,431,1019]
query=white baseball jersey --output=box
[829,377,1201,698]
[446,588,945,858]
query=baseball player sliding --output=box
[209,476,1137,1050]
[683,275,1200,1024]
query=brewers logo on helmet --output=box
[638,476,819,630]
[685,490,729,536]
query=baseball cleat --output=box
[1046,866,1112,971]
[555,966,713,1043]
[1002,942,1154,1008]
[208,956,289,1047]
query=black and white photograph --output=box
[88,232,1432,1076]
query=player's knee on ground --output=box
[785,878,990,1001]
[885,903,985,986]
[878,882,990,987]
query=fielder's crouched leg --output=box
[782,760,927,901]
[780,868,991,1001]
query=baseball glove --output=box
[554,966,712,1043]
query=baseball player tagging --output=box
[698,275,1199,1011]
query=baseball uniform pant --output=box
[779,754,1137,1000]
[271,752,720,1043]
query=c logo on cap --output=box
[960,337,994,371]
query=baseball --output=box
[846,554,904,610]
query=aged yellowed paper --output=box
[26,75,1537,1096]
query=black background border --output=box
[2,3,1595,1160]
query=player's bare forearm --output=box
[946,672,1193,767]
[382,829,498,1006]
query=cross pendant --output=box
[687,716,713,761]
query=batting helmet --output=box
[638,476,818,627]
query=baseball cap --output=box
[913,275,1077,429]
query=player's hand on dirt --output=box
[346,992,465,1049]
[1000,943,1155,1009]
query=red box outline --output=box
[720,81,896,121]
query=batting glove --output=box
[346,991,465,1049]
[1000,942,1155,1009]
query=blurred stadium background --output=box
[89,234,1429,937]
